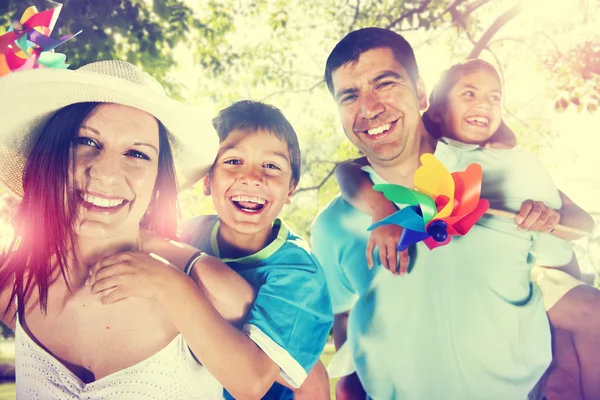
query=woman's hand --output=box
[86,251,183,304]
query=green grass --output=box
[0,340,15,400]
[0,384,14,400]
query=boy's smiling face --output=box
[205,128,296,237]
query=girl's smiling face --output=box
[439,69,503,144]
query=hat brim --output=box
[0,67,218,197]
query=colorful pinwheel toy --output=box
[0,1,80,76]
[369,153,489,251]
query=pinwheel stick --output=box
[486,208,588,240]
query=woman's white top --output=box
[15,317,224,399]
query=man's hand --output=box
[87,251,181,304]
[515,200,560,232]
[366,224,409,276]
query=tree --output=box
[1,0,597,272]
[0,0,235,99]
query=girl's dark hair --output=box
[0,102,179,319]
[423,59,516,147]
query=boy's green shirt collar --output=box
[210,217,288,264]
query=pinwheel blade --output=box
[397,229,430,252]
[37,51,68,68]
[368,206,427,233]
[450,163,484,217]
[373,183,437,223]
[424,235,451,250]
[415,153,455,219]
[451,199,489,235]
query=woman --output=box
[0,60,255,399]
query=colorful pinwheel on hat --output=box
[0,1,80,76]
[368,153,490,251]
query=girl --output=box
[335,59,599,399]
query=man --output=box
[310,27,558,399]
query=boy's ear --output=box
[203,174,211,196]
[416,77,428,111]
[285,183,297,205]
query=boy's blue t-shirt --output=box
[181,216,333,400]
[310,138,572,399]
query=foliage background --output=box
[0,0,599,325]
[1,0,597,268]
[0,1,598,397]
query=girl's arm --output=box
[557,191,595,238]
[515,191,594,241]
[335,158,408,275]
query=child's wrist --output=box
[371,204,397,221]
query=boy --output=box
[180,100,333,399]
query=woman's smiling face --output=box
[71,103,160,238]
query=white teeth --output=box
[466,116,489,125]
[231,195,266,204]
[81,192,125,208]
[367,123,391,135]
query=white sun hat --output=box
[0,60,218,197]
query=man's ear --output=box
[285,183,297,205]
[416,77,428,111]
[203,174,211,196]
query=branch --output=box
[348,0,360,32]
[464,0,494,15]
[259,79,324,102]
[385,0,432,30]
[293,163,341,196]
[483,45,504,78]
[503,108,530,128]
[467,2,523,59]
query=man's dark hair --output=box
[325,27,420,95]
[212,100,301,185]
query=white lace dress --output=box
[15,319,224,399]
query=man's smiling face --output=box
[332,47,427,167]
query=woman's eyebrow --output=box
[132,142,159,154]
[80,126,158,154]
[80,125,100,135]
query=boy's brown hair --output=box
[212,100,301,185]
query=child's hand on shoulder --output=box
[515,200,560,233]
[366,224,409,276]
[86,251,184,304]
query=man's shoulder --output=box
[311,195,367,235]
